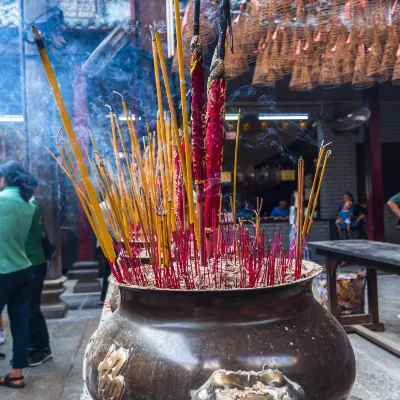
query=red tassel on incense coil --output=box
[204,50,226,233]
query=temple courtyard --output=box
[0,275,399,400]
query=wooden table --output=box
[309,240,400,357]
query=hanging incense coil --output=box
[366,30,387,82]
[319,51,341,89]
[342,25,360,84]
[352,43,375,89]
[381,25,399,75]
[271,31,284,81]
[311,52,322,87]
[242,1,265,66]
[225,6,251,80]
[252,32,275,87]
[392,45,400,84]
[280,23,293,74]
[182,0,216,52]
[290,53,312,91]
[303,26,315,69]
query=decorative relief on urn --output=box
[98,344,129,400]
[83,329,98,382]
[192,369,305,400]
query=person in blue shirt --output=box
[270,200,289,220]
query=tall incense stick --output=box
[173,0,198,244]
[32,26,115,262]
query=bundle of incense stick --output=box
[32,1,330,290]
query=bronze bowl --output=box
[84,268,355,400]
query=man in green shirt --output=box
[25,197,52,367]
[387,193,400,228]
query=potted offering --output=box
[33,0,355,398]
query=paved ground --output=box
[0,275,399,399]
[0,281,102,400]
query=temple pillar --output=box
[23,0,67,318]
[67,65,101,293]
[363,85,385,242]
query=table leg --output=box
[366,269,384,332]
[325,254,338,319]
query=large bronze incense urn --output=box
[84,271,356,400]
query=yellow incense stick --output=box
[32,26,115,262]
[154,31,187,183]
[172,0,197,233]
[306,150,331,235]
[302,141,324,237]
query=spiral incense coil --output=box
[270,28,284,81]
[392,45,400,84]
[182,0,216,52]
[352,43,375,89]
[290,53,313,91]
[311,52,322,87]
[280,23,293,74]
[252,32,275,86]
[225,8,250,80]
[319,50,342,89]
[242,1,265,65]
[367,30,387,82]
[304,26,315,69]
[381,25,399,75]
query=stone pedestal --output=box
[68,261,101,293]
[41,276,68,319]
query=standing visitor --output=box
[0,161,35,389]
[25,181,52,366]
[387,192,400,229]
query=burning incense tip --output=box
[149,24,155,40]
[112,91,124,100]
[31,26,45,48]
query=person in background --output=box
[0,161,35,389]
[387,192,400,229]
[336,200,353,232]
[337,192,366,240]
[270,200,289,220]
[25,180,52,367]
